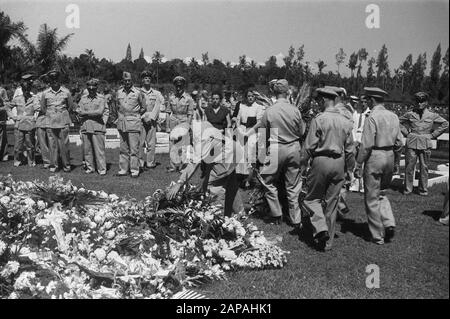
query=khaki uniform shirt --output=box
[302,107,355,169]
[116,86,146,132]
[357,104,403,164]
[399,108,449,150]
[168,92,194,122]
[40,86,74,129]
[140,87,164,123]
[259,98,305,144]
[35,91,48,128]
[8,92,39,131]
[78,93,107,134]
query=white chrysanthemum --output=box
[94,248,106,262]
[0,196,10,205]
[37,200,46,210]
[0,261,20,278]
[13,271,36,290]
[0,240,6,255]
[23,197,35,207]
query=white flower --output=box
[13,271,36,290]
[23,197,35,207]
[37,200,46,210]
[1,261,20,277]
[45,281,58,294]
[0,240,7,256]
[104,230,116,240]
[94,248,107,262]
[0,196,10,205]
[218,249,237,261]
[8,292,19,299]
[99,191,108,199]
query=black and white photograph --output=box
[0,0,448,303]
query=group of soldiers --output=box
[0,70,449,250]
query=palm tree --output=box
[19,23,73,74]
[0,11,26,81]
[315,60,327,74]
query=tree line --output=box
[0,11,448,103]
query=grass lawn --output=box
[0,145,448,299]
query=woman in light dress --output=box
[235,90,265,186]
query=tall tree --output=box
[439,47,449,102]
[0,11,26,81]
[399,54,413,93]
[315,60,327,74]
[347,52,358,77]
[138,47,144,60]
[376,44,389,88]
[335,48,346,76]
[19,23,73,74]
[283,45,295,78]
[410,53,427,93]
[429,43,442,98]
[125,43,132,62]
[356,48,368,79]
[85,49,96,77]
[366,57,376,85]
[151,51,164,84]
[201,52,209,66]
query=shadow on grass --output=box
[339,217,372,242]
[422,210,444,221]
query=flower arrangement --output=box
[0,174,288,299]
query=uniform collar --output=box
[86,93,99,100]
[276,97,289,103]
[372,104,385,112]
[50,86,63,94]
[324,106,340,114]
[141,87,154,94]
[122,86,137,94]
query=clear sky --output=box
[1,0,449,76]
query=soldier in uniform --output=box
[139,70,164,170]
[0,84,10,162]
[75,78,108,175]
[7,74,39,167]
[399,92,449,196]
[35,78,50,168]
[167,121,244,216]
[167,76,194,172]
[115,71,146,178]
[354,87,403,245]
[245,79,305,230]
[326,86,354,216]
[300,88,355,251]
[40,69,75,172]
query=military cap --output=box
[414,91,429,102]
[191,90,199,96]
[363,87,388,99]
[140,70,152,78]
[173,76,186,85]
[47,69,60,79]
[324,86,346,96]
[268,79,278,87]
[122,71,132,80]
[350,95,360,101]
[21,73,34,81]
[86,78,99,86]
[273,79,289,94]
[316,87,338,99]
